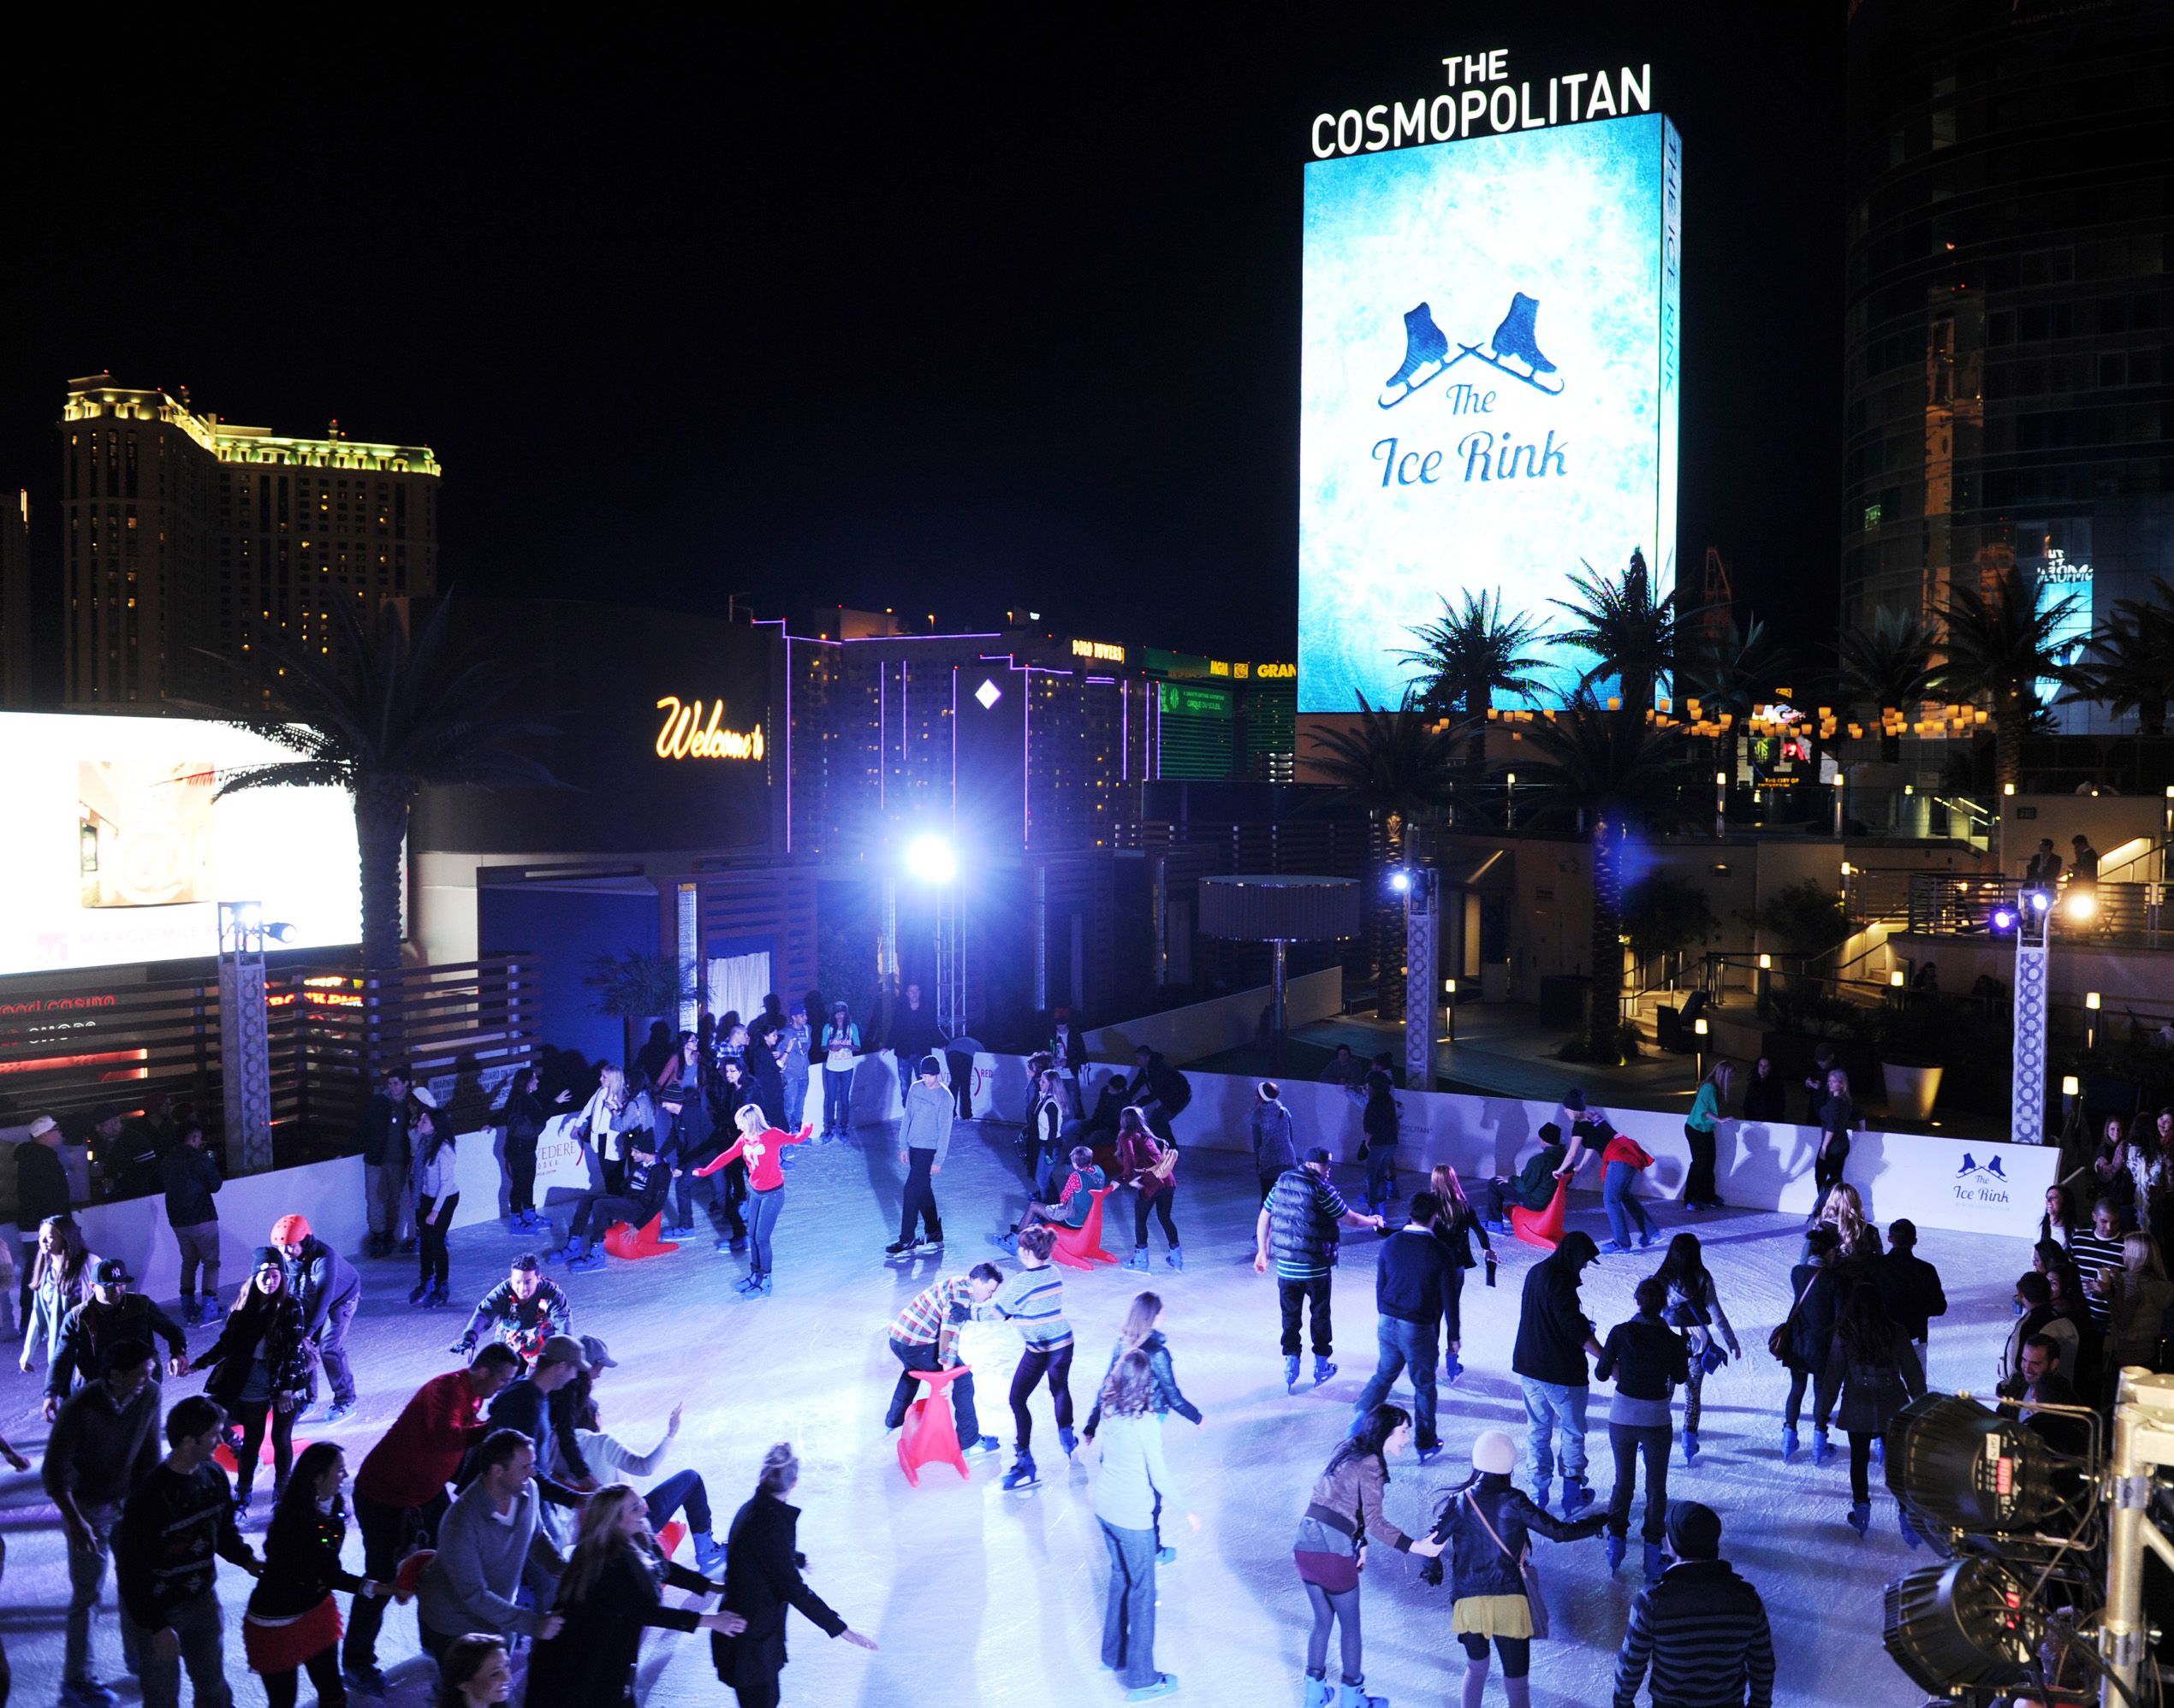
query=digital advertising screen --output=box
[0,713,361,976]
[1298,111,1681,711]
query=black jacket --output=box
[1740,1070,1789,1122]
[1595,1314,1690,1403]
[48,1295,188,1400]
[356,1094,412,1169]
[1434,1473,1605,1599]
[286,1236,361,1339]
[1512,1248,1595,1387]
[1376,1227,1454,1329]
[1784,1263,1842,1375]
[160,1144,222,1227]
[885,1001,948,1059]
[498,1089,550,1148]
[1126,1054,1191,1118]
[1874,1248,1949,1342]
[478,1378,584,1506]
[15,1139,70,1226]
[116,1459,260,1628]
[247,1495,365,1618]
[713,1492,846,1690]
[531,1545,709,1707]
[1083,1330,1203,1436]
[199,1290,318,1410]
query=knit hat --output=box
[1471,1430,1517,1475]
[270,1213,311,1245]
[1259,1081,1280,1100]
[1563,1088,1587,1112]
[918,1055,943,1078]
[1539,1122,1562,1145]
[1666,1500,1722,1560]
[250,1245,282,1269]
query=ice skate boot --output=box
[1127,1677,1180,1703]
[1642,1542,1665,1583]
[1813,1427,1834,1467]
[883,1237,918,1257]
[1165,1246,1184,1272]
[1284,1355,1302,1395]
[1059,1426,1078,1459]
[1899,1506,1923,1549]
[736,1271,764,1296]
[989,1231,1019,1254]
[967,1434,1001,1456]
[1533,1480,1551,1513]
[567,1237,607,1272]
[1683,1429,1700,1465]
[1001,1453,1041,1493]
[1846,1501,1870,1538]
[1378,302,1452,408]
[1335,1679,1386,1708]
[694,1532,728,1575]
[1605,1532,1626,1572]
[1126,1248,1150,1272]
[1312,1354,1338,1388]
[1488,292,1561,391]
[1563,1481,1595,1516]
[409,1281,432,1306]
[180,1294,199,1327]
[1781,1426,1799,1462]
[1301,1671,1333,1708]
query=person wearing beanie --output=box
[1251,1082,1299,1205]
[187,1248,317,1514]
[1610,1501,1774,1708]
[275,1213,363,1425]
[1256,1148,1386,1395]
[1428,1427,1606,1708]
[1510,1230,1604,1515]
[1482,1123,1585,1232]
[888,1055,954,1257]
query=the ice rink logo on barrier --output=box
[1952,1151,2011,1205]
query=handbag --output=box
[1767,1272,1821,1364]
[1147,1141,1178,1186]
[1465,1492,1547,1639]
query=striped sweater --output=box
[981,1265,1072,1351]
[1611,1558,1774,1708]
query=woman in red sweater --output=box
[697,1106,812,1299]
[1117,1106,1182,1274]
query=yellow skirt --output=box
[1452,1594,1534,1640]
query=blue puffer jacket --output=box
[1433,1474,1604,1599]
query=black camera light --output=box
[1886,1394,2062,1551]
[1883,1557,2041,1694]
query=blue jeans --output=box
[1099,1520,1161,1689]
[823,1066,853,1133]
[645,1466,713,1534]
[749,1185,785,1275]
[1602,1160,1652,1248]
[1364,1146,1399,1214]
[1519,1375,1590,1488]
[784,1073,809,1132]
[124,1587,231,1708]
[1352,1316,1440,1450]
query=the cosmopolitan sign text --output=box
[655,696,765,761]
[1310,48,1654,157]
[1298,46,1679,712]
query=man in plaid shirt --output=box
[882,1265,1004,1450]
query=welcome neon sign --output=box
[654,697,764,761]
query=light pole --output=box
[217,900,275,1176]
[1714,769,1726,839]
[2009,888,2054,1145]
[1505,771,1517,832]
[1442,976,1458,1042]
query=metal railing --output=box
[1906,874,2166,946]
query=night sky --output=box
[2,9,1842,667]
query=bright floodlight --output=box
[2066,892,2097,921]
[904,833,957,884]
[2028,891,2051,913]
[1388,869,1411,894]
[1991,907,2016,931]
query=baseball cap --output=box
[538,1334,590,1373]
[412,1085,440,1110]
[579,1335,618,1371]
[270,1213,311,1245]
[92,1257,132,1285]
[1304,1146,1332,1165]
[26,1115,58,1139]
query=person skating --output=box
[573,1064,654,1198]
[1257,1148,1385,1394]
[888,1056,954,1256]
[437,1634,513,1708]
[342,1343,521,1694]
[1358,1070,1400,1222]
[879,1266,1003,1454]
[242,1442,389,1708]
[1511,1230,1605,1515]
[114,1394,264,1708]
[1429,1165,1496,1383]
[1609,1501,1774,1708]
[1592,1106,1659,1255]
[1779,1227,1844,1464]
[189,1247,317,1515]
[1683,1061,1734,1210]
[1117,1105,1182,1272]
[576,1394,728,1574]
[355,1065,415,1260]
[493,1066,569,1233]
[994,1143,1105,1253]
[1425,1428,1607,1708]
[977,1225,1075,1491]
[21,1212,99,1378]
[1351,1191,1455,1462]
[1807,1068,1858,1227]
[1083,1291,1203,1562]
[1290,1403,1446,1707]
[658,1039,722,1240]
[413,1430,567,1666]
[160,1122,223,1326]
[1252,1081,1299,1204]
[274,1213,363,1425]
[45,1337,163,1708]
[453,1254,572,1365]
[479,1335,592,1509]
[410,1099,460,1307]
[713,1443,878,1706]
[1652,1233,1740,1463]
[527,1484,743,1708]
[695,1104,815,1296]
[1482,1122,1583,1231]
[1872,1217,1947,1383]
[1124,1045,1191,1145]
[1094,1351,1179,1701]
[45,1257,189,1420]
[1595,1277,1690,1582]
[1823,1283,1927,1540]
[552,1123,677,1272]
[1025,1066,1068,1201]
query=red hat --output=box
[270,1213,311,1245]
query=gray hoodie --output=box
[900,1077,956,1165]
[416,1474,561,1640]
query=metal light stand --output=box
[2101,1367,2174,1705]
[1404,866,1438,1094]
[2012,894,2053,1147]
[217,900,275,1175]
[934,886,965,1041]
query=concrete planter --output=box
[1882,1061,1944,1123]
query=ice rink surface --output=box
[0,1117,2023,1706]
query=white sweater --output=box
[1093,1412,1167,1531]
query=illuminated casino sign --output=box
[654,697,765,761]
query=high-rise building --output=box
[0,489,29,708]
[1842,1,2173,736]
[59,375,440,709]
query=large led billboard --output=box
[0,714,360,976]
[1298,111,1681,711]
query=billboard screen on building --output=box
[0,714,360,976]
[1298,112,1681,711]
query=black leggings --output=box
[1132,1186,1179,1249]
[1458,1632,1532,1679]
[1304,1580,1363,1682]
[262,1646,344,1708]
[1850,1429,1877,1505]
[418,1194,457,1288]
[229,1398,296,1499]
[506,1138,538,1214]
[1011,1343,1074,1453]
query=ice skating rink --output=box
[0,1118,2023,1706]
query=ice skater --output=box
[242,1441,388,1708]
[1824,1283,1926,1540]
[818,999,861,1139]
[451,1254,573,1366]
[1654,1232,1741,1462]
[409,1100,460,1307]
[977,1225,1075,1491]
[1429,1165,1495,1383]
[1082,1291,1201,1563]
[696,1104,815,1297]
[1510,1230,1603,1515]
[992,1143,1105,1253]
[276,1214,362,1425]
[1358,1070,1399,1222]
[1093,1351,1179,1701]
[190,1246,317,1515]
[575,1394,728,1574]
[1351,1191,1454,1462]
[1289,1403,1444,1708]
[888,1056,954,1258]
[1595,1276,1688,1582]
[1591,1106,1657,1255]
[1116,1105,1182,1272]
[880,1267,1002,1455]
[1257,1147,1385,1394]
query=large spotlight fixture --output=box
[1885,1395,2066,1551]
[903,833,957,885]
[1882,1558,2042,1694]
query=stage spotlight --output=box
[2066,892,2098,922]
[265,921,297,944]
[2029,891,2051,913]
[1990,907,2016,932]
[903,833,957,885]
[1388,869,1411,894]
[1885,1395,2064,1550]
[1882,1558,2041,1694]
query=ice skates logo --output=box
[1380,293,1564,408]
[1953,1153,2008,1183]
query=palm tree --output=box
[1548,547,1687,716]
[211,596,559,971]
[1395,590,1551,781]
[1837,607,1939,762]
[1682,615,1786,800]
[1935,564,2083,795]
[2062,576,2174,737]
[1518,697,1690,1060]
